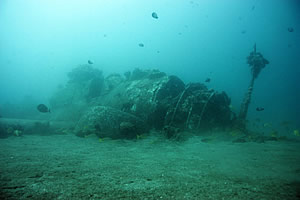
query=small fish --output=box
[287,27,294,32]
[205,78,211,83]
[241,30,247,34]
[138,43,144,47]
[293,130,300,136]
[256,107,264,111]
[88,60,93,64]
[152,12,158,19]
[37,104,50,113]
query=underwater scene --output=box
[0,0,300,199]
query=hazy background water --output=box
[0,0,299,130]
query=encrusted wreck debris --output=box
[237,44,269,130]
[74,106,147,139]
[50,66,233,139]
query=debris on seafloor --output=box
[50,67,233,140]
[237,44,269,129]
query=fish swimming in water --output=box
[37,104,50,113]
[287,27,294,32]
[205,78,211,83]
[152,12,158,19]
[138,43,144,47]
[241,30,247,34]
[256,107,264,111]
[88,60,93,64]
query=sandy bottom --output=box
[0,133,300,200]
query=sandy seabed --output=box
[0,133,300,200]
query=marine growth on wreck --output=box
[49,66,233,139]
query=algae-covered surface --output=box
[0,134,300,199]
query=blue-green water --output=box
[1,1,300,199]
[0,0,299,133]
